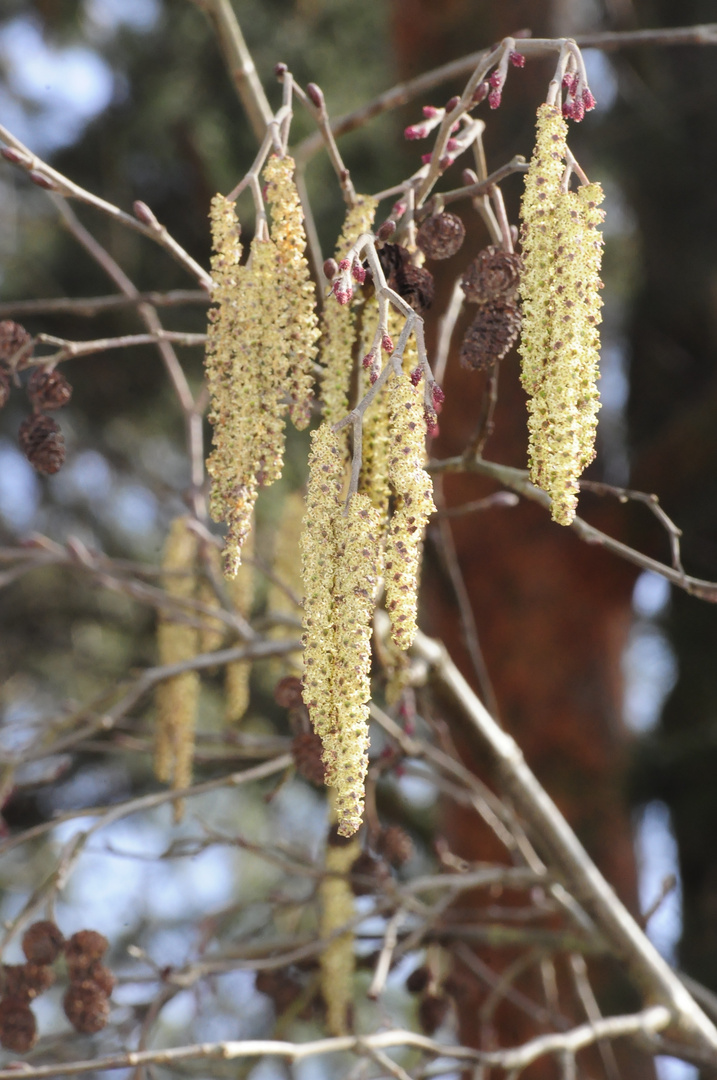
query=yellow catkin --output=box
[263,154,320,430]
[384,371,436,650]
[330,493,381,835]
[197,542,226,656]
[300,425,381,837]
[155,517,201,820]
[358,298,391,525]
[319,823,361,1035]
[519,106,605,526]
[224,528,254,723]
[319,197,378,442]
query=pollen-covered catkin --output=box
[519,105,605,526]
[330,493,381,835]
[300,425,382,837]
[155,517,201,820]
[384,370,436,649]
[263,155,320,430]
[267,491,306,675]
[224,527,254,723]
[319,824,361,1035]
[319,197,378,442]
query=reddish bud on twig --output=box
[405,124,429,140]
[377,219,396,241]
[133,200,158,227]
[488,89,502,110]
[409,367,423,387]
[472,81,489,105]
[445,95,460,111]
[422,105,440,118]
[382,334,394,354]
[306,83,324,109]
[462,168,478,186]
[352,262,366,284]
[421,153,432,165]
[362,351,376,369]
[510,51,526,67]
[323,258,338,280]
[562,72,579,95]
[489,71,503,89]
[338,258,351,271]
[29,171,56,190]
[438,155,452,171]
[1,146,26,165]
[274,62,288,79]
[369,370,379,385]
[432,384,445,410]
[332,280,352,305]
[446,138,459,153]
[391,200,406,219]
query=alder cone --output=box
[64,929,109,978]
[378,244,435,313]
[0,319,31,363]
[349,851,390,896]
[375,824,414,867]
[63,984,110,1034]
[461,246,523,305]
[3,962,55,1002]
[18,414,66,474]
[27,368,72,410]
[291,731,326,786]
[22,919,65,965]
[418,992,450,1034]
[416,211,466,259]
[459,299,522,371]
[0,998,37,1053]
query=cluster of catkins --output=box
[0,321,71,475]
[519,103,605,525]
[0,921,113,1053]
[205,155,319,578]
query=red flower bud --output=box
[377,220,396,241]
[29,171,56,190]
[352,262,367,284]
[488,89,502,110]
[445,95,460,111]
[306,83,324,109]
[472,81,489,104]
[274,62,288,79]
[422,105,440,118]
[338,257,350,271]
[421,153,432,165]
[446,138,459,153]
[1,146,26,164]
[432,384,445,410]
[382,334,394,354]
[510,51,526,67]
[582,88,597,111]
[404,124,427,140]
[409,367,423,387]
[489,71,503,89]
[323,257,338,279]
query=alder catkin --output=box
[384,370,435,649]
[263,154,320,430]
[319,197,378,445]
[519,105,605,526]
[319,824,361,1035]
[154,517,200,820]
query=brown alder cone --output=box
[375,824,414,866]
[461,246,523,304]
[0,319,31,363]
[27,368,73,410]
[459,298,522,371]
[291,731,326,786]
[63,983,110,1034]
[2,963,54,1003]
[416,211,466,259]
[18,414,66,474]
[0,998,37,1053]
[22,920,65,965]
[64,929,109,979]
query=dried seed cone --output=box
[319,821,361,1035]
[418,993,451,1034]
[264,154,320,430]
[384,371,435,649]
[22,920,65,965]
[18,413,66,474]
[0,998,37,1053]
[154,517,200,817]
[376,824,414,867]
[461,245,523,304]
[519,105,605,525]
[0,320,31,363]
[64,930,109,976]
[63,983,110,1034]
[349,851,389,896]
[319,197,378,448]
[3,963,54,1002]
[291,731,326,786]
[416,211,466,259]
[27,368,72,410]
[459,299,522,371]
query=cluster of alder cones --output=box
[0,320,71,475]
[0,921,114,1053]
[413,210,524,372]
